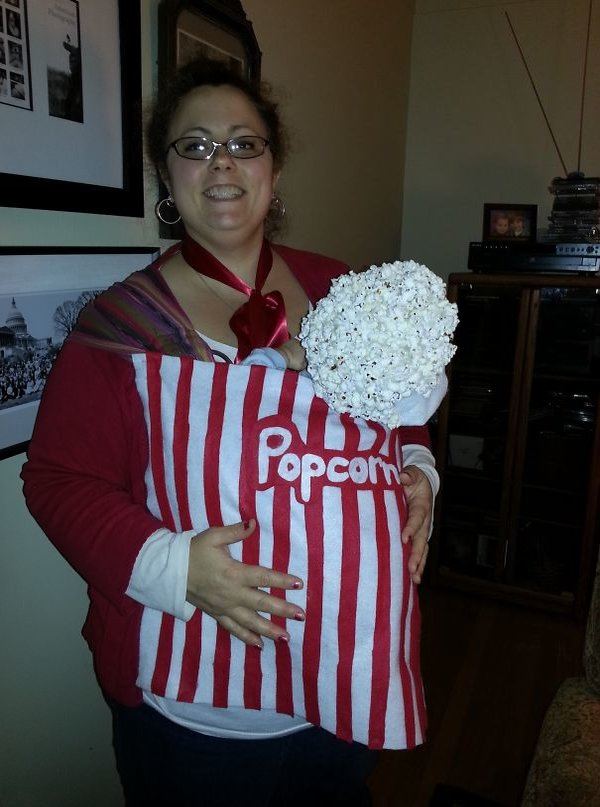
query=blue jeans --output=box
[109,699,378,806]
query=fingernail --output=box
[276,635,289,643]
[244,521,250,530]
[254,640,263,650]
[293,612,305,622]
[292,580,303,590]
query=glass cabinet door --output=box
[439,284,524,580]
[509,286,600,599]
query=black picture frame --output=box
[0,246,159,459]
[156,0,261,238]
[482,203,538,242]
[0,1,143,217]
[159,0,261,84]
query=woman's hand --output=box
[276,338,307,371]
[186,519,305,648]
[399,465,433,585]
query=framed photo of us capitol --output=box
[0,246,158,459]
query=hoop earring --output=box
[155,196,181,225]
[270,193,286,220]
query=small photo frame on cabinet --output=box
[482,203,537,242]
[0,246,158,459]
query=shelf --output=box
[532,372,600,384]
[451,365,513,378]
[443,503,500,520]
[522,481,587,497]
[437,567,575,614]
[445,467,500,483]
[433,273,600,617]
[517,516,581,532]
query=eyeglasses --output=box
[167,135,270,161]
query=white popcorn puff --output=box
[299,260,459,428]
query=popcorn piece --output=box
[299,261,458,427]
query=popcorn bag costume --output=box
[132,353,426,750]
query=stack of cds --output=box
[547,172,600,242]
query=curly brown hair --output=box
[146,58,288,178]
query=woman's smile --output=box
[203,184,245,201]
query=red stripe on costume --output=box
[270,372,298,717]
[301,396,329,727]
[411,585,427,739]
[173,357,193,531]
[370,421,388,457]
[177,611,203,701]
[240,366,267,710]
[150,615,175,695]
[335,415,361,743]
[204,364,231,708]
[146,353,174,529]
[273,487,293,715]
[368,489,392,748]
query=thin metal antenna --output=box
[577,0,593,172]
[505,11,568,176]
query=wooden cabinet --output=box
[431,273,600,617]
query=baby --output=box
[243,339,447,427]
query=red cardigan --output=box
[22,244,430,704]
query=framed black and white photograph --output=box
[159,0,261,81]
[0,0,143,216]
[0,0,31,110]
[0,246,159,459]
[46,0,82,123]
[482,203,537,242]
[6,7,22,38]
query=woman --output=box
[22,59,439,806]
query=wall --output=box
[0,2,414,805]
[402,0,600,280]
[245,0,415,269]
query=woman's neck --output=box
[184,227,266,287]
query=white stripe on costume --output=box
[287,487,307,717]
[384,487,407,749]
[186,360,214,532]
[351,489,378,746]
[317,484,343,734]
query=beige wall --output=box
[246,0,415,268]
[402,0,600,280]
[0,2,414,805]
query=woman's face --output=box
[165,84,278,248]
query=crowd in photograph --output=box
[0,349,56,407]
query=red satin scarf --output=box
[181,234,289,361]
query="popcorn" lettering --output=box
[256,423,401,503]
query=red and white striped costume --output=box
[132,352,426,750]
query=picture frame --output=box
[0,246,159,459]
[0,0,143,217]
[156,0,261,238]
[158,0,261,83]
[482,203,537,242]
